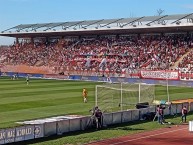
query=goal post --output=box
[95,83,155,112]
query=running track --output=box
[87,124,193,145]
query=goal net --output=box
[95,83,155,112]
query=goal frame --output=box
[95,83,155,111]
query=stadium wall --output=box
[2,71,193,88]
[0,102,191,144]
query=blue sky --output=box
[0,0,193,45]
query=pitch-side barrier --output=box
[0,102,191,144]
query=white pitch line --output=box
[110,127,187,145]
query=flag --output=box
[152,53,159,62]
[85,57,91,68]
[99,58,107,68]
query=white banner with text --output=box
[141,70,179,80]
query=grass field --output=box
[1,76,193,145]
[0,76,103,129]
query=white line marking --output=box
[110,127,187,145]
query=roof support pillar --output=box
[30,37,34,43]
[16,37,19,44]
[116,34,119,39]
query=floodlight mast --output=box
[120,83,123,111]
[95,85,98,106]
[166,71,170,102]
[139,83,141,103]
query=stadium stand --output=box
[0,34,192,74]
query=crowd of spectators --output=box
[0,34,192,74]
[178,51,193,71]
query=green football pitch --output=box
[0,76,193,130]
[0,76,104,129]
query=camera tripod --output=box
[86,115,103,129]
[86,115,97,129]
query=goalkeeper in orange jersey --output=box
[82,88,88,103]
